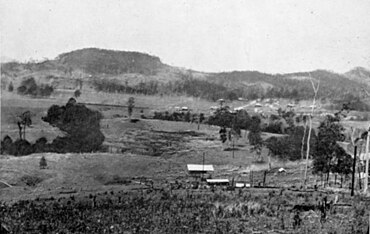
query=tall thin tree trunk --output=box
[304,75,320,189]
[301,121,307,160]
[304,116,313,186]
[301,121,307,180]
[18,123,22,140]
[358,165,362,190]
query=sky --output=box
[1,0,370,74]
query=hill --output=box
[1,48,370,104]
[344,67,370,86]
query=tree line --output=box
[7,77,54,97]
[1,98,105,156]
[90,73,370,111]
[206,106,354,182]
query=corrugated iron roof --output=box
[206,179,229,183]
[187,164,214,172]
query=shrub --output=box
[8,82,14,92]
[19,175,43,186]
[39,156,47,169]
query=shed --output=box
[235,182,251,188]
[187,164,214,174]
[206,179,230,185]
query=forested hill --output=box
[56,48,164,75]
[207,69,370,100]
[1,48,370,103]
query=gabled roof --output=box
[187,164,214,172]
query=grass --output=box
[1,92,370,233]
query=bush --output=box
[8,82,14,92]
[39,156,47,169]
[19,175,43,186]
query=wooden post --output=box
[202,152,205,181]
[263,170,267,186]
[251,170,254,187]
[359,165,362,190]
[232,138,235,158]
[351,145,357,196]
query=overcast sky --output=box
[1,0,370,73]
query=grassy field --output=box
[1,92,370,233]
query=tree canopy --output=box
[42,98,105,153]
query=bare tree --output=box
[360,88,370,194]
[303,74,320,188]
[300,114,308,180]
[15,111,32,140]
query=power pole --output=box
[364,129,370,194]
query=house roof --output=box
[235,182,251,188]
[187,164,214,172]
[206,179,229,184]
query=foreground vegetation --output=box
[1,186,369,233]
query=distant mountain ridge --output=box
[344,67,370,86]
[1,48,370,103]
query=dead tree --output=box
[15,111,32,140]
[304,74,320,188]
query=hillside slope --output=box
[1,48,369,102]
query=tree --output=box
[1,135,14,155]
[34,137,48,153]
[8,82,14,92]
[42,99,105,153]
[17,77,38,96]
[127,97,135,119]
[39,156,47,169]
[304,74,320,188]
[248,116,264,161]
[207,107,234,128]
[16,111,32,140]
[74,89,81,98]
[313,115,347,186]
[265,126,316,162]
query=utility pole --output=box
[364,129,370,194]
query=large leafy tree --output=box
[248,116,264,161]
[42,98,105,153]
[265,126,316,161]
[313,115,351,183]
